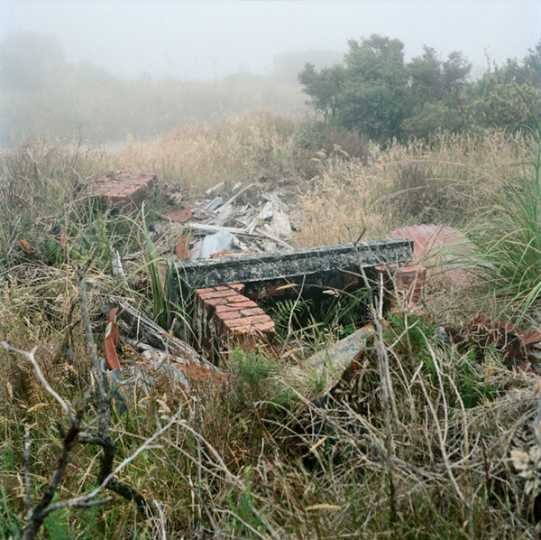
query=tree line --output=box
[299,34,541,142]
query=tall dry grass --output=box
[111,114,302,191]
[1,117,541,538]
[295,130,531,246]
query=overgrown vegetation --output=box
[468,128,541,322]
[2,101,541,537]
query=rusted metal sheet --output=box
[389,224,465,260]
[174,240,413,289]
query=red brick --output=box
[226,301,258,310]
[253,321,276,332]
[229,323,274,336]
[196,285,243,295]
[226,297,257,307]
[197,289,239,301]
[215,305,242,315]
[203,297,230,307]
[225,315,273,328]
[216,311,243,322]
[219,312,246,326]
[196,286,219,295]
[240,307,265,317]
[194,283,275,357]
[90,172,156,206]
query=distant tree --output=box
[298,63,345,120]
[338,35,409,140]
[408,46,445,103]
[469,81,541,131]
[299,33,541,141]
[300,35,410,140]
[404,48,471,136]
[525,40,541,86]
[469,39,541,131]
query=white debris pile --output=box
[159,181,295,260]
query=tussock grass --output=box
[468,130,541,322]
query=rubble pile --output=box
[161,181,294,260]
[63,171,541,401]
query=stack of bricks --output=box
[194,284,275,362]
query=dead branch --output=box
[45,413,179,515]
[21,408,85,540]
[0,342,73,417]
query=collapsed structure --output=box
[173,240,414,361]
[86,171,427,383]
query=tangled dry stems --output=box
[0,119,540,537]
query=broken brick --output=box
[175,234,191,260]
[90,171,157,206]
[224,315,273,328]
[240,307,265,317]
[163,206,193,223]
[194,284,276,362]
[196,288,241,301]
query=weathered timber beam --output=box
[174,240,413,289]
[276,324,375,398]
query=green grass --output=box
[468,129,541,321]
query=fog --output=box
[2,0,540,80]
[1,0,540,145]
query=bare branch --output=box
[44,412,179,515]
[0,342,73,417]
[21,410,84,540]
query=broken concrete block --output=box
[277,324,375,399]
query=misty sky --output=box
[2,0,540,80]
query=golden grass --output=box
[110,113,301,192]
[294,130,530,246]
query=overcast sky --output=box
[2,0,540,80]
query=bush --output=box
[390,161,463,224]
